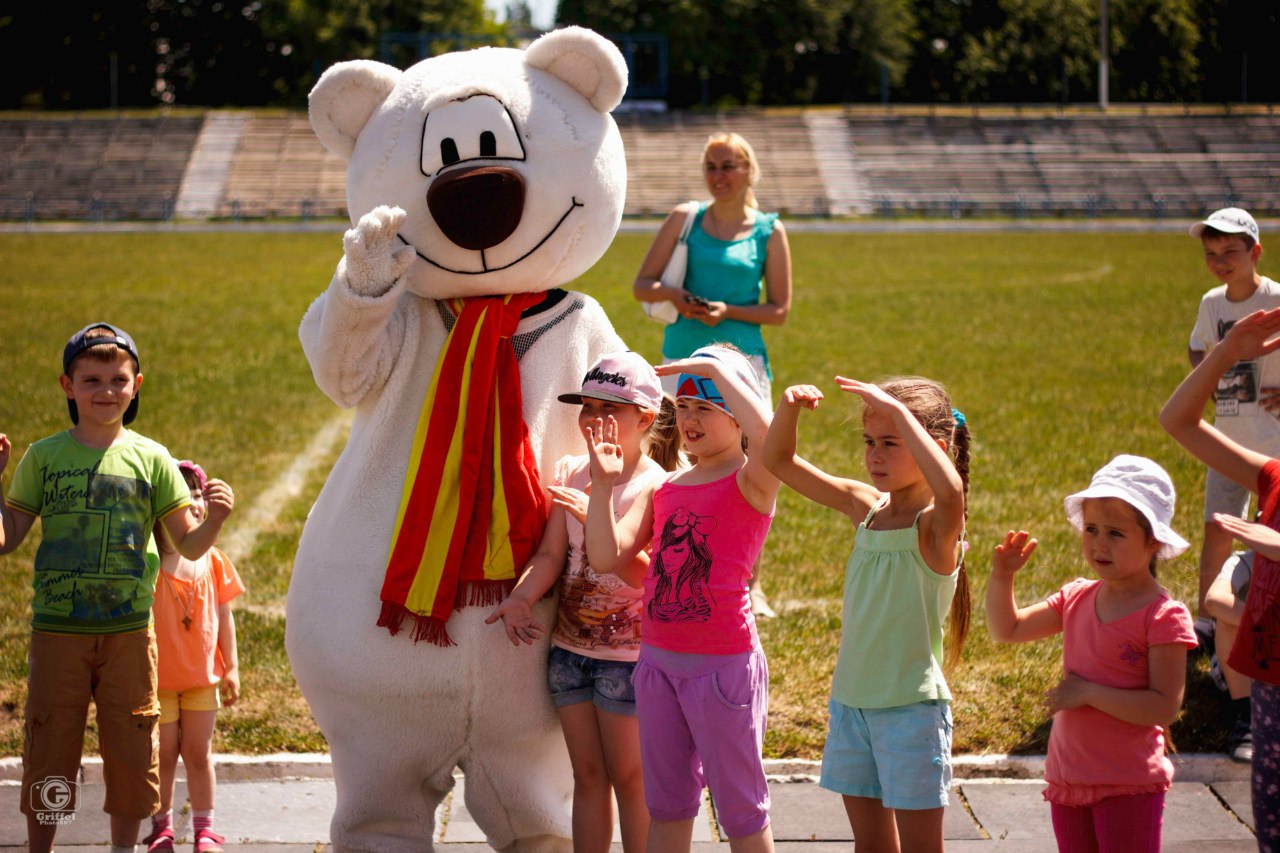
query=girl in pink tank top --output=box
[583,345,782,853]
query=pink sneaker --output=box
[142,825,175,853]
[193,827,225,853]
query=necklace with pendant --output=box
[161,570,194,631]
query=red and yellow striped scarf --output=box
[377,292,549,646]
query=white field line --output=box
[221,410,352,618]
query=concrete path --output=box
[0,755,1256,851]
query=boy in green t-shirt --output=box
[0,323,235,853]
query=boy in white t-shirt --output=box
[1187,207,1278,760]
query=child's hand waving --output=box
[0,434,10,475]
[782,384,824,410]
[1213,512,1280,561]
[202,478,235,523]
[993,531,1038,577]
[485,595,546,646]
[585,416,625,485]
[1222,307,1280,361]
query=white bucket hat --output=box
[1063,455,1189,560]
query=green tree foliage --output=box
[0,0,500,109]
[556,0,916,107]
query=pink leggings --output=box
[1049,791,1164,853]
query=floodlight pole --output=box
[1098,0,1109,110]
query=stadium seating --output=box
[0,106,1276,222]
[0,114,202,220]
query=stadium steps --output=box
[802,112,868,216]
[175,112,249,219]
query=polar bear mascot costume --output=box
[287,27,630,853]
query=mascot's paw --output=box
[341,205,416,297]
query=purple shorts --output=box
[633,644,770,839]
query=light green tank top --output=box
[831,502,957,709]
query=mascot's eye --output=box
[421,95,526,176]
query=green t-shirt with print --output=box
[6,430,190,634]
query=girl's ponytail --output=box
[944,413,972,672]
[645,394,683,471]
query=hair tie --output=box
[951,408,966,428]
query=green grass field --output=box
[0,228,1269,758]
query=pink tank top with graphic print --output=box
[642,470,773,654]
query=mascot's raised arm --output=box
[286,27,629,853]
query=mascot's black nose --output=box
[426,165,525,251]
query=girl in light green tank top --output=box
[761,374,971,851]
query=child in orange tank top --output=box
[144,460,244,853]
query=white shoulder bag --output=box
[643,200,699,324]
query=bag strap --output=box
[678,200,699,244]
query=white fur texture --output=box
[289,28,629,853]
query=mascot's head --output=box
[309,27,628,299]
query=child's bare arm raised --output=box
[160,477,236,560]
[986,531,1063,643]
[582,416,657,584]
[763,385,880,520]
[0,435,36,555]
[1161,307,1280,489]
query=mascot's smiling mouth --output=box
[398,196,584,275]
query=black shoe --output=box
[1228,718,1253,764]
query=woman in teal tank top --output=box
[633,132,793,397]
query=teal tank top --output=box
[831,503,957,709]
[661,201,778,378]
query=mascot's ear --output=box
[525,26,628,113]
[309,60,402,160]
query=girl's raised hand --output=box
[992,531,1038,577]
[585,416,624,484]
[1213,512,1280,561]
[0,434,10,475]
[1223,307,1280,361]
[484,596,545,646]
[782,384,824,410]
[202,478,235,522]
[835,376,902,418]
[548,485,589,525]
[654,357,713,378]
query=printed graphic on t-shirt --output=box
[648,507,717,622]
[1216,318,1260,417]
[556,547,641,650]
[33,466,153,620]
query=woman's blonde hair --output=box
[703,132,760,209]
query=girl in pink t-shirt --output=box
[987,455,1197,853]
[144,460,244,853]
[487,351,680,853]
[583,344,782,853]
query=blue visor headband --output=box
[676,374,733,416]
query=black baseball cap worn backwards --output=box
[62,322,142,426]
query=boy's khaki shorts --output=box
[21,629,161,821]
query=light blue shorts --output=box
[819,698,953,810]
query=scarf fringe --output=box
[460,579,516,609]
